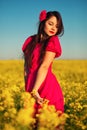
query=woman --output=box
[22,10,64,112]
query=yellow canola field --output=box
[0,60,87,130]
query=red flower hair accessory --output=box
[39,10,47,22]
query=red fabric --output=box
[22,35,64,112]
[22,36,33,52]
[46,36,62,57]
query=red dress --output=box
[22,35,64,112]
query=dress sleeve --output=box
[22,36,32,52]
[46,36,62,58]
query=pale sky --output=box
[0,0,87,59]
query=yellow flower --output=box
[4,124,15,130]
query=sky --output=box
[0,0,87,59]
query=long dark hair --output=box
[24,11,64,68]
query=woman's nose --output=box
[51,26,55,31]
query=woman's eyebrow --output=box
[48,20,53,23]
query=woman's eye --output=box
[48,23,53,25]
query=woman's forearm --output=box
[33,65,48,91]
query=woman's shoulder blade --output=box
[22,35,35,52]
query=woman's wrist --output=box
[31,89,45,105]
[31,89,38,96]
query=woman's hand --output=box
[31,89,44,105]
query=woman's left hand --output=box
[31,89,44,105]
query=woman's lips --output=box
[49,31,55,34]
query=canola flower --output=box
[37,100,68,130]
[0,59,87,130]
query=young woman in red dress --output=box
[22,10,64,113]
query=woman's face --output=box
[44,16,58,36]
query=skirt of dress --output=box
[26,67,64,112]
[38,69,64,112]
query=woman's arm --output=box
[31,51,56,104]
[31,51,55,104]
[33,51,55,90]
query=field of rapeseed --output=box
[0,59,87,130]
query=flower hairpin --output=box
[39,10,47,22]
